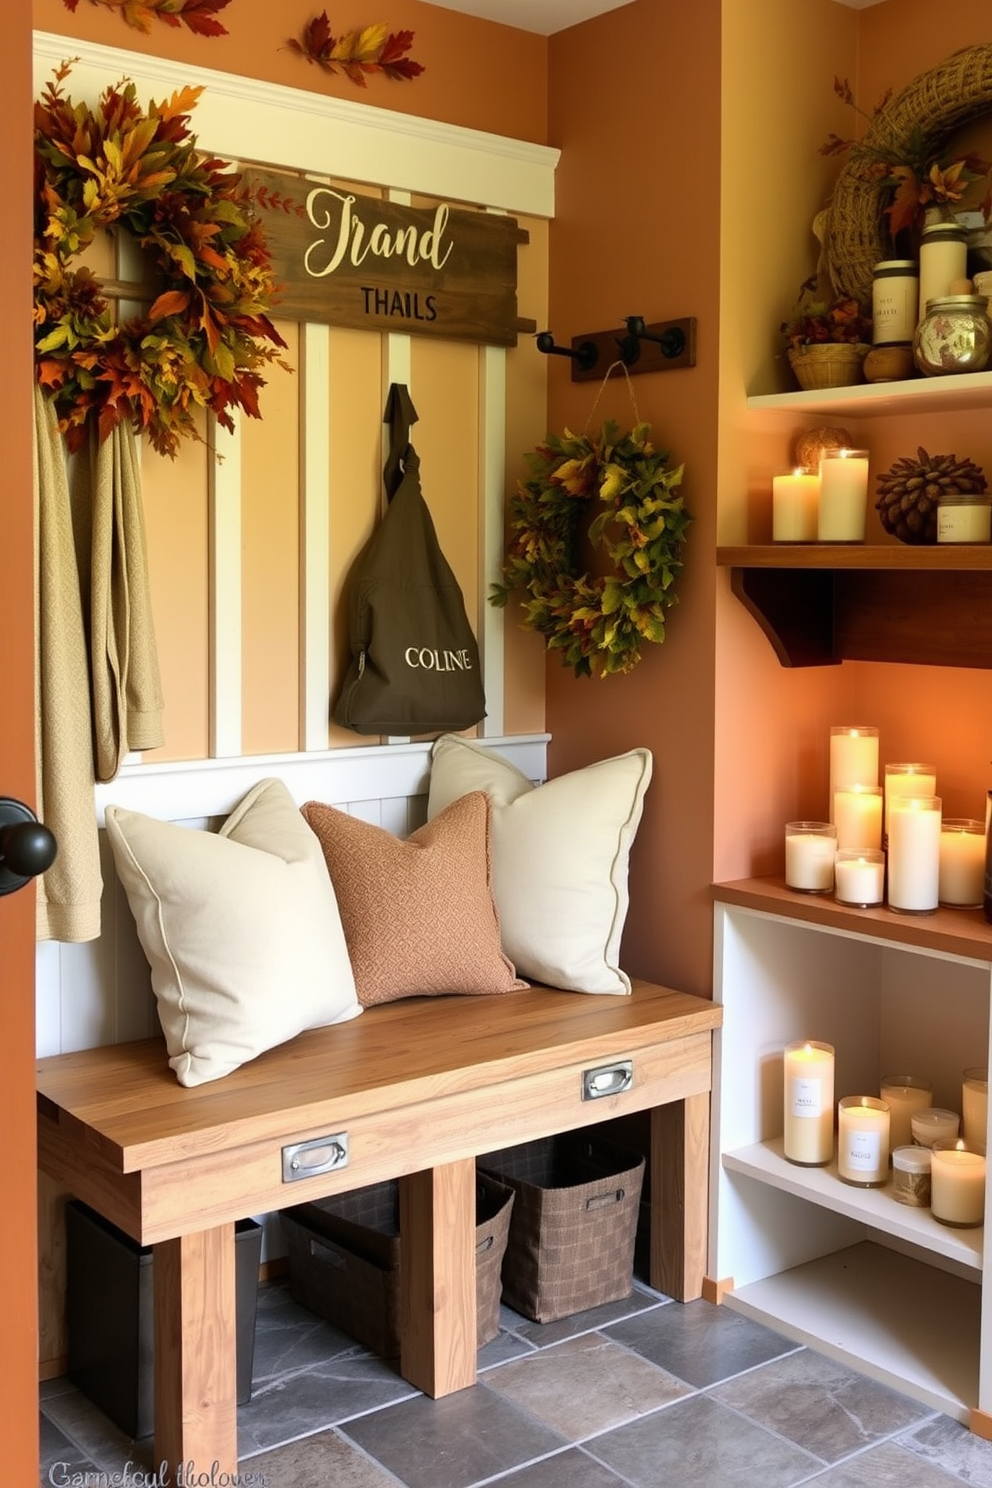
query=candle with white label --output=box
[783,1041,835,1165]
[884,762,937,838]
[834,850,885,907]
[887,795,942,914]
[829,726,879,813]
[930,1141,986,1227]
[837,1096,890,1185]
[963,1068,988,1155]
[785,822,837,893]
[772,468,819,542]
[879,1075,933,1151]
[939,819,985,907]
[833,786,883,851]
[818,449,869,542]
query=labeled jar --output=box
[918,220,969,323]
[892,1144,931,1207]
[914,294,992,376]
[937,492,992,543]
[872,259,918,345]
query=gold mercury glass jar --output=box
[914,294,992,375]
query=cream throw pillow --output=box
[104,778,361,1087]
[428,736,652,995]
[302,791,526,1007]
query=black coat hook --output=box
[623,315,686,360]
[535,331,598,372]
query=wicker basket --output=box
[824,43,992,306]
[787,343,869,391]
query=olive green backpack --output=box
[333,385,487,735]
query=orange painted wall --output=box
[32,0,548,144]
[545,0,722,999]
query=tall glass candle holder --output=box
[783,1041,835,1166]
[785,822,836,894]
[883,762,937,840]
[837,1095,890,1186]
[879,1075,933,1150]
[887,795,941,914]
[772,468,819,542]
[963,1067,989,1155]
[833,786,883,851]
[939,819,985,907]
[818,449,869,542]
[829,726,879,815]
[930,1140,986,1228]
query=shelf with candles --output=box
[747,367,992,418]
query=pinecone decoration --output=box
[875,448,987,544]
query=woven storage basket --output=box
[825,43,992,307]
[281,1172,514,1357]
[787,343,869,391]
[479,1133,645,1324]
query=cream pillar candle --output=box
[772,468,819,542]
[879,1075,933,1151]
[887,795,942,914]
[911,1107,961,1148]
[963,1067,989,1155]
[834,850,885,908]
[818,449,869,542]
[829,727,879,816]
[785,822,837,893]
[884,762,937,837]
[833,786,883,851]
[939,819,985,907]
[837,1096,890,1186]
[930,1141,986,1228]
[783,1041,835,1166]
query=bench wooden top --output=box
[38,978,719,1176]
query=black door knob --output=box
[0,797,58,897]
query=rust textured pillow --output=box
[301,791,527,1007]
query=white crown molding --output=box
[33,31,559,217]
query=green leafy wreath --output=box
[34,61,288,458]
[491,421,690,678]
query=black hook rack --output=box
[622,315,687,361]
[535,331,599,372]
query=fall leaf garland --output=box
[288,13,424,85]
[491,423,690,679]
[33,62,288,458]
[60,0,231,38]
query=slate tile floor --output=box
[39,1274,992,1488]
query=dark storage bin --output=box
[281,1171,513,1357]
[479,1132,645,1323]
[66,1201,262,1439]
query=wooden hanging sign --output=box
[244,167,527,347]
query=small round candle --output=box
[785,822,836,893]
[834,850,885,908]
[892,1145,931,1208]
[930,1141,986,1228]
[783,1041,835,1166]
[939,819,985,907]
[879,1075,933,1150]
[837,1095,890,1186]
[911,1107,961,1149]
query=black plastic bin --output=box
[66,1200,262,1439]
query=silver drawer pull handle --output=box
[282,1132,349,1182]
[582,1060,633,1101]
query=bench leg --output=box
[398,1160,477,1398]
[153,1225,238,1475]
[650,1091,710,1301]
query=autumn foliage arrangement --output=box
[34,62,288,457]
[287,14,424,85]
[60,0,231,38]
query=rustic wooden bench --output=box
[37,976,720,1478]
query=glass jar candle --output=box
[837,1095,890,1186]
[783,1041,835,1166]
[887,796,942,914]
[772,468,819,542]
[892,1144,932,1207]
[930,1140,986,1228]
[817,449,869,542]
[883,762,937,841]
[784,822,836,893]
[915,294,992,376]
[937,492,992,544]
[833,786,883,851]
[879,1075,933,1150]
[829,726,879,814]
[939,819,985,906]
[962,1067,989,1154]
[834,849,885,908]
[917,220,969,324]
[911,1107,961,1148]
[872,259,918,345]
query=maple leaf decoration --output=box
[61,0,230,37]
[287,14,424,86]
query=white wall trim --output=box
[92,733,550,824]
[33,32,559,217]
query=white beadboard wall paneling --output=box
[300,323,333,752]
[208,415,243,757]
[32,35,559,218]
[90,734,549,824]
[479,339,507,737]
